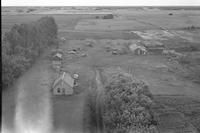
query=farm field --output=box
[2,6,200,133]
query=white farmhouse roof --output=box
[53,72,74,88]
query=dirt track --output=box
[95,69,105,133]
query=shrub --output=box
[178,56,191,65]
[184,25,200,30]
[102,73,155,133]
[95,16,100,19]
[189,45,199,51]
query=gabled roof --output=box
[136,46,147,51]
[143,41,164,47]
[53,72,74,88]
[129,44,146,51]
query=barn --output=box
[52,72,74,95]
[129,44,147,55]
[135,46,147,55]
[143,41,164,54]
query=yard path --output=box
[14,59,53,133]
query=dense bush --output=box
[2,16,58,89]
[102,73,156,133]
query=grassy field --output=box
[2,6,200,133]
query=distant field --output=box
[127,14,200,30]
[1,14,96,35]
[2,7,200,35]
[76,10,200,31]
[75,19,156,31]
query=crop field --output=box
[2,6,200,133]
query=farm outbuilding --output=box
[129,44,147,55]
[52,72,74,95]
[135,46,147,55]
[52,53,62,60]
[60,37,66,42]
[143,41,165,54]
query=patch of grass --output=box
[154,95,200,132]
[84,80,98,133]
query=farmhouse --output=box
[135,46,147,55]
[52,72,74,95]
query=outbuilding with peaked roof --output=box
[129,44,147,55]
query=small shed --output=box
[60,37,66,42]
[135,46,147,55]
[52,72,74,95]
[129,44,147,55]
[53,53,62,60]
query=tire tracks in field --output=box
[132,18,167,31]
[95,69,105,133]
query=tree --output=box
[2,16,58,89]
[102,73,155,133]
